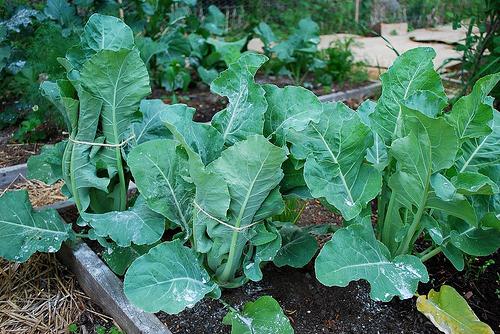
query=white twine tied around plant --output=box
[62,132,136,147]
[193,201,260,232]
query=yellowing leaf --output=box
[416,285,493,334]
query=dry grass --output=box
[0,175,66,208]
[0,253,117,334]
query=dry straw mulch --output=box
[0,175,66,208]
[0,254,116,334]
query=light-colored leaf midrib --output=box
[311,124,355,205]
[222,81,248,141]
[145,155,188,228]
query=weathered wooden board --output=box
[58,242,172,334]
[0,163,26,187]
[319,81,381,103]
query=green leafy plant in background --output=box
[254,18,324,85]
[315,38,368,90]
[446,0,499,104]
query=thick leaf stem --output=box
[115,147,127,211]
[420,246,442,262]
[396,189,428,256]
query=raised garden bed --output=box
[1,183,496,333]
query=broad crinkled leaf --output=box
[124,240,218,314]
[273,223,318,268]
[448,218,500,256]
[202,5,226,35]
[207,37,247,66]
[401,107,459,171]
[27,141,66,185]
[370,47,446,143]
[81,14,134,54]
[129,99,173,146]
[82,196,165,247]
[223,296,294,334]
[160,103,224,165]
[446,73,500,141]
[263,84,322,146]
[452,172,498,195]
[211,53,268,145]
[288,102,381,220]
[207,135,287,231]
[128,139,195,233]
[457,110,500,172]
[102,242,159,276]
[417,285,494,334]
[80,48,150,145]
[315,221,429,301]
[44,0,76,27]
[0,190,73,262]
[357,100,388,171]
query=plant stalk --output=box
[420,246,442,262]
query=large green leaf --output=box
[452,172,498,195]
[448,218,500,256]
[223,296,294,334]
[370,47,446,143]
[273,223,318,268]
[129,99,173,146]
[417,285,494,334]
[0,190,73,262]
[44,0,76,27]
[102,241,158,276]
[124,240,218,314]
[457,110,500,172]
[288,102,381,220]
[263,84,322,146]
[160,103,224,165]
[315,221,428,301]
[202,5,226,35]
[128,139,195,233]
[446,73,500,141]
[82,196,165,247]
[211,53,268,145]
[80,48,150,146]
[27,141,66,185]
[207,37,248,66]
[196,135,287,283]
[66,91,110,212]
[81,14,134,54]
[357,100,388,171]
[39,80,78,132]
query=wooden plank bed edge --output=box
[57,241,172,334]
